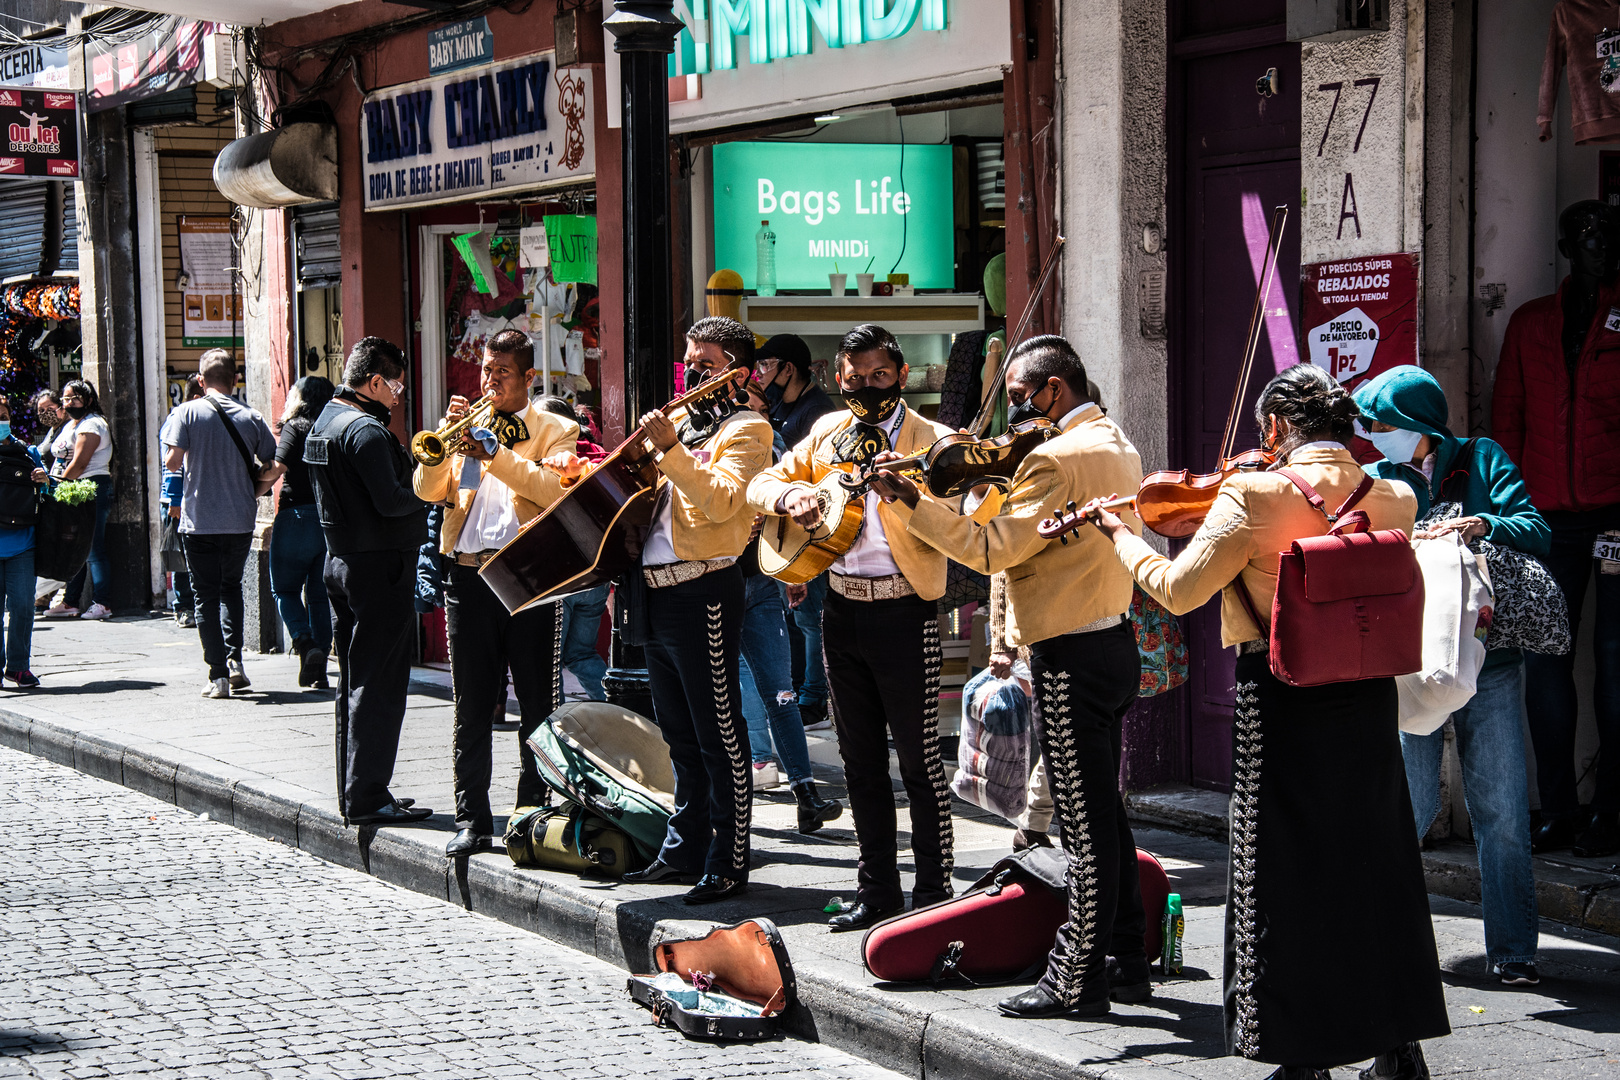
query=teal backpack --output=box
[526,702,676,863]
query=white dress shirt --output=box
[453,466,522,553]
[830,406,906,578]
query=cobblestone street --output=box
[0,746,900,1080]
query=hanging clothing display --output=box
[1539,1,1620,144]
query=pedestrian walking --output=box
[0,396,49,688]
[304,336,432,827]
[163,351,276,699]
[44,380,114,620]
[160,376,204,627]
[1356,365,1549,988]
[258,376,335,690]
[1083,363,1449,1079]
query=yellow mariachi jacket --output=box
[1114,444,1417,646]
[652,408,774,562]
[895,404,1144,646]
[412,401,578,555]
[746,405,957,601]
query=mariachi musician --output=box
[413,328,579,859]
[548,315,772,904]
[868,335,1151,1018]
[747,323,961,931]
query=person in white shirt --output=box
[46,380,117,621]
[412,330,578,857]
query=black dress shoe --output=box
[1573,813,1620,858]
[1358,1041,1429,1080]
[1012,827,1054,852]
[1106,954,1153,1003]
[827,901,900,932]
[1266,1070,1333,1080]
[348,802,432,826]
[445,828,492,857]
[996,985,1109,1019]
[623,858,702,886]
[1531,815,1578,854]
[683,875,748,904]
[791,779,843,834]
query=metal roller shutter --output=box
[293,203,341,290]
[0,180,79,281]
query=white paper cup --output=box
[828,273,847,296]
[856,273,875,297]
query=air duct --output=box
[213,123,337,208]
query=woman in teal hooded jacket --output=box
[1353,365,1547,987]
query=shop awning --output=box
[213,123,338,209]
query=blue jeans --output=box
[1402,661,1538,965]
[781,572,828,707]
[741,574,813,785]
[559,583,609,701]
[0,547,34,673]
[269,505,331,653]
[64,474,112,608]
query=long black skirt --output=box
[1224,653,1451,1068]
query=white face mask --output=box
[1362,423,1424,464]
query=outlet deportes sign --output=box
[712,141,952,290]
[0,88,79,178]
[1301,252,1418,389]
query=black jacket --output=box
[304,398,427,555]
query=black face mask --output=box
[339,385,391,426]
[762,369,789,408]
[1006,382,1056,427]
[841,383,903,425]
[684,363,711,390]
[64,404,89,421]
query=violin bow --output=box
[1217,205,1289,463]
[969,234,1067,437]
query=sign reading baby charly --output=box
[360,49,594,211]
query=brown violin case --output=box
[627,918,796,1040]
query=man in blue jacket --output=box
[1354,365,1549,988]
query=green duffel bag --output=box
[527,702,676,863]
[503,801,645,876]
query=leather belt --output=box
[829,572,916,602]
[642,558,734,589]
[453,549,500,567]
[1062,613,1128,636]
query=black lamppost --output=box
[601,0,683,717]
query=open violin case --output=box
[627,919,796,1040]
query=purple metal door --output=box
[1170,12,1300,791]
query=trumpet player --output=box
[412,329,579,858]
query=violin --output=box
[1038,205,1289,543]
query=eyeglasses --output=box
[382,377,405,398]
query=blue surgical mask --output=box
[0,423,11,442]
[1365,425,1424,464]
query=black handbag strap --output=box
[207,395,259,480]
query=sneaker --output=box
[5,670,39,688]
[752,761,782,791]
[800,701,833,732]
[44,603,78,618]
[203,677,231,699]
[174,609,196,628]
[1493,962,1540,986]
[226,658,251,691]
[79,603,112,621]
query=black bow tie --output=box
[487,411,529,448]
[831,423,890,467]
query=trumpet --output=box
[411,393,496,466]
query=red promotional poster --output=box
[1300,252,1420,394]
[0,88,80,178]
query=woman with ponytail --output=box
[1082,364,1448,1080]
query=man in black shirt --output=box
[304,337,431,827]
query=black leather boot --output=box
[1358,1042,1429,1080]
[792,779,842,834]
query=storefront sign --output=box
[362,51,595,211]
[179,216,242,347]
[0,89,79,178]
[428,17,494,76]
[85,17,212,113]
[544,214,597,284]
[0,41,76,89]
[712,141,952,290]
[1301,252,1419,388]
[670,0,947,73]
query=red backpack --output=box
[1235,469,1424,688]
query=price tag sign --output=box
[1594,533,1620,562]
[1598,29,1620,92]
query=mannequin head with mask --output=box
[1004,334,1090,428]
[1558,200,1620,289]
[836,323,907,425]
[683,315,755,390]
[339,336,407,425]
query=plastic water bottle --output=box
[1161,893,1184,975]
[756,220,777,297]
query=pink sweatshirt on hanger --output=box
[1540,0,1620,145]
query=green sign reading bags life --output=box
[712,141,953,291]
[544,214,597,284]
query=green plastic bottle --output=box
[1161,893,1184,976]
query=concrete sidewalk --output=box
[4,614,1619,1080]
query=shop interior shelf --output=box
[740,293,985,336]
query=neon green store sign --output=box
[668,0,948,76]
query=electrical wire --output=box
[888,112,908,276]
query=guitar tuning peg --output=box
[1066,500,1077,514]
[1059,534,1068,545]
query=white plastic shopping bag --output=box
[1396,531,1493,734]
